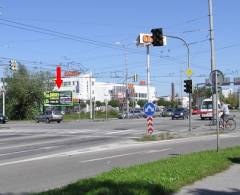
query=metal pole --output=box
[238,88,240,110]
[2,80,5,116]
[189,93,192,132]
[105,99,108,120]
[180,69,183,104]
[166,35,191,132]
[78,101,81,119]
[2,90,5,116]
[147,44,150,102]
[216,83,219,152]
[89,73,93,119]
[124,45,129,119]
[238,88,240,111]
[208,0,219,151]
[93,99,95,120]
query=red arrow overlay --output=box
[55,66,63,89]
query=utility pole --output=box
[208,0,219,151]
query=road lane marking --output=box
[0,146,59,157]
[80,148,170,163]
[105,129,138,135]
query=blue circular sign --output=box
[144,102,155,116]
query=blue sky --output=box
[0,0,239,96]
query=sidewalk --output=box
[175,164,240,195]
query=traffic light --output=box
[184,79,192,93]
[133,74,138,82]
[151,28,164,46]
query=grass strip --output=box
[34,146,240,195]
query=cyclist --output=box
[220,101,230,126]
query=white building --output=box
[53,72,157,103]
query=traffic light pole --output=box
[146,44,150,102]
[167,35,192,133]
[189,93,192,132]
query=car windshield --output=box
[201,101,212,109]
[53,110,62,115]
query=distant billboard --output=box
[234,77,240,85]
[44,91,73,106]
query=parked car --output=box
[172,108,189,120]
[0,114,8,124]
[35,110,63,123]
[118,110,143,119]
[161,108,175,117]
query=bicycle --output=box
[209,115,236,131]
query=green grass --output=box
[138,133,174,141]
[34,146,240,195]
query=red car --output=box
[192,108,201,115]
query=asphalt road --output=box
[0,113,239,194]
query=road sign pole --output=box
[146,44,150,102]
[144,102,155,135]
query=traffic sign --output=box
[185,68,193,77]
[144,102,155,116]
[209,70,224,86]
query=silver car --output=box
[35,110,63,123]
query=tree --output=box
[108,99,120,108]
[5,64,47,120]
[137,100,147,108]
[192,86,211,107]
[95,101,103,107]
[223,93,238,108]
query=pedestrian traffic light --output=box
[184,79,192,93]
[151,28,164,46]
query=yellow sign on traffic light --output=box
[185,68,193,77]
[142,35,153,43]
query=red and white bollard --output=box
[147,116,154,135]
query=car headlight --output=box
[180,113,183,115]
[0,117,3,120]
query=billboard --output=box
[44,91,73,106]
